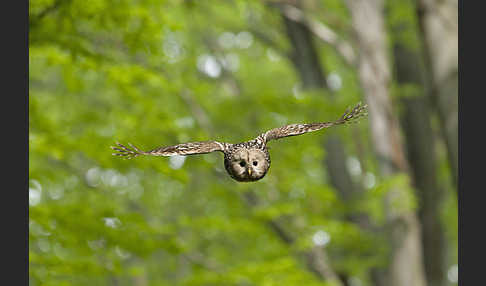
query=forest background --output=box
[29,0,458,285]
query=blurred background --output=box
[29,0,458,285]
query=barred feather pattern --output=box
[339,102,368,124]
[111,142,145,159]
[263,102,367,143]
[225,139,271,165]
[111,141,226,159]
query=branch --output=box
[30,0,69,27]
[242,191,343,286]
[246,27,290,59]
[417,0,457,32]
[279,4,356,66]
[179,90,215,136]
[183,252,225,273]
[306,246,343,284]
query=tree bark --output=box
[282,10,360,200]
[282,14,326,90]
[416,0,458,190]
[280,2,360,205]
[344,1,427,286]
[401,96,447,286]
[394,43,447,286]
[280,7,383,286]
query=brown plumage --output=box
[111,102,367,182]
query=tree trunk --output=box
[394,43,447,286]
[344,1,427,285]
[282,11,361,201]
[416,0,458,190]
[280,8,388,286]
[281,2,360,205]
[401,96,447,286]
[280,11,354,286]
[282,14,326,90]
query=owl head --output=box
[226,148,270,182]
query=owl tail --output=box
[111,142,147,159]
[338,102,368,125]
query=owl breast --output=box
[223,142,271,182]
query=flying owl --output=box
[111,103,367,182]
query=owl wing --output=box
[111,141,227,159]
[262,102,367,143]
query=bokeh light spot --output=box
[312,230,331,247]
[447,264,458,283]
[327,72,342,91]
[235,31,253,49]
[197,54,222,78]
[169,155,186,170]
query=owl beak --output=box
[247,168,252,176]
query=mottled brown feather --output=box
[111,141,225,159]
[263,102,367,143]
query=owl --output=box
[111,103,367,182]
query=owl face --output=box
[226,148,269,182]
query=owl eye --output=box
[253,161,258,166]
[239,161,246,167]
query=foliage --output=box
[29,0,457,285]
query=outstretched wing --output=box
[111,141,227,159]
[262,102,367,143]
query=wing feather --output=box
[262,102,367,143]
[111,141,226,159]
